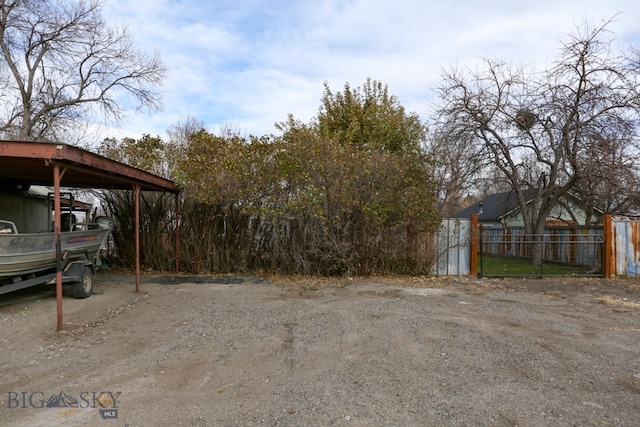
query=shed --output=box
[0,184,93,233]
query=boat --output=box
[0,219,112,280]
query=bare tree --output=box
[434,19,640,263]
[0,0,166,141]
[426,128,487,217]
[166,116,206,148]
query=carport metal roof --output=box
[0,140,181,332]
[0,140,180,193]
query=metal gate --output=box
[478,226,604,278]
[436,215,640,278]
[612,218,640,276]
[434,218,471,276]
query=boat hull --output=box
[0,228,111,278]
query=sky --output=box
[99,0,640,141]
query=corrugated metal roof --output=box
[0,140,180,193]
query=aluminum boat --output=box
[0,219,112,279]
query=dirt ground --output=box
[1,272,639,426]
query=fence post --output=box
[470,213,478,278]
[603,214,613,279]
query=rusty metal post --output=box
[470,213,479,278]
[175,193,180,273]
[134,184,141,293]
[54,165,63,332]
[603,214,613,279]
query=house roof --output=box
[456,189,538,221]
[0,140,180,193]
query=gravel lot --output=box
[1,273,639,426]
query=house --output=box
[455,190,601,227]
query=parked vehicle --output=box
[0,219,112,298]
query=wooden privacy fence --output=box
[434,214,640,278]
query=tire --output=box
[71,267,93,299]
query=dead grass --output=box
[594,295,640,309]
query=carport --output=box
[0,140,181,331]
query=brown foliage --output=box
[97,80,441,276]
[173,125,440,275]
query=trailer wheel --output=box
[71,267,93,299]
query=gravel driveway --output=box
[1,274,639,426]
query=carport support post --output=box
[134,184,141,293]
[175,193,180,273]
[53,164,64,332]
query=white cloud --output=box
[99,0,640,140]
